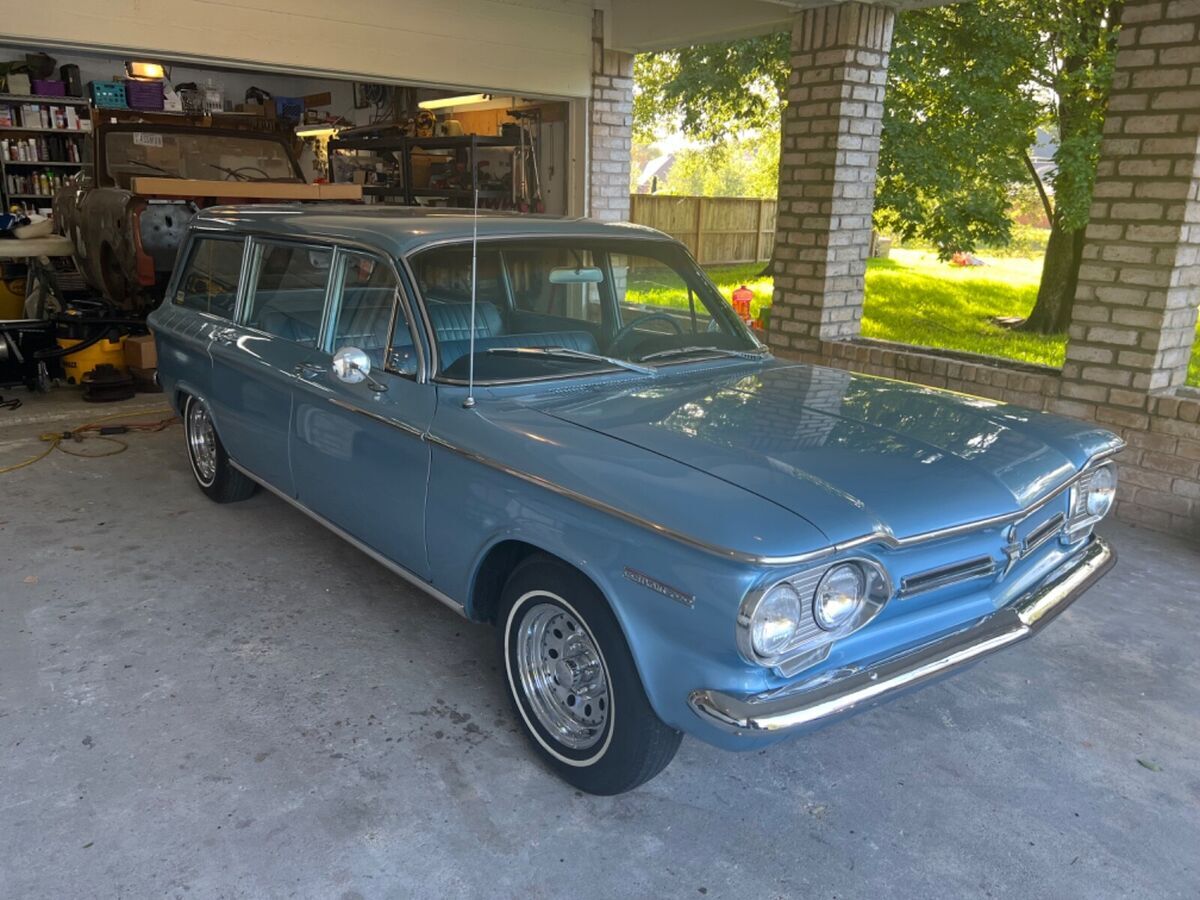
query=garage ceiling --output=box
[3,0,597,98]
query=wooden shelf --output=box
[0,126,89,135]
[2,160,82,167]
[0,93,90,105]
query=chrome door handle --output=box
[212,326,237,344]
[293,361,325,379]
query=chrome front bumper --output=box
[689,537,1115,736]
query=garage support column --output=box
[767,3,895,356]
[1063,0,1200,397]
[589,10,634,222]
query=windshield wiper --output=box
[637,345,768,363]
[203,163,273,182]
[115,160,175,176]
[485,346,655,376]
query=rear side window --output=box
[243,241,333,348]
[175,237,244,317]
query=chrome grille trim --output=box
[1025,511,1066,554]
[900,556,996,597]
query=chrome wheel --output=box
[186,399,217,486]
[515,601,610,750]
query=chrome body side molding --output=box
[425,433,832,567]
[229,459,466,617]
[427,433,1123,569]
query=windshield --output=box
[410,239,764,382]
[104,130,300,185]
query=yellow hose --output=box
[0,406,176,475]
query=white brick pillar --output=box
[589,10,633,222]
[768,2,895,356]
[1064,0,1200,397]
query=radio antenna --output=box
[463,171,480,409]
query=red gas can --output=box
[731,285,753,322]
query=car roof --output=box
[191,205,670,257]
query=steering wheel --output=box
[608,312,684,356]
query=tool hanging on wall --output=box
[508,108,545,213]
[516,124,529,213]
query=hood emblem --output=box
[1000,524,1023,580]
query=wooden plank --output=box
[131,178,361,201]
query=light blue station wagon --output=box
[149,206,1121,794]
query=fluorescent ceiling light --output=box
[126,60,166,80]
[418,93,491,111]
[295,124,338,138]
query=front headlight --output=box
[739,558,893,671]
[814,563,866,631]
[749,582,802,657]
[1086,464,1116,518]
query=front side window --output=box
[243,241,333,347]
[174,237,244,318]
[331,252,417,376]
[410,239,760,382]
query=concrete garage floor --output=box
[1,406,1198,899]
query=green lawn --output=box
[703,251,1200,385]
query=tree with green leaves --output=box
[633,0,1122,335]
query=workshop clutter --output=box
[57,335,126,384]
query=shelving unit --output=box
[0,94,91,212]
[328,132,524,207]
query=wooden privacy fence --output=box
[629,195,777,265]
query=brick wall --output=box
[1064,0,1200,395]
[589,10,633,222]
[766,0,1200,540]
[768,2,894,355]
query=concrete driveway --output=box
[1,407,1197,898]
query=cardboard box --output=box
[124,334,157,369]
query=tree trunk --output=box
[1019,217,1085,334]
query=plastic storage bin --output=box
[89,80,128,109]
[125,80,164,111]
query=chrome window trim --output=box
[238,235,337,349]
[401,232,757,385]
[167,232,249,320]
[228,459,464,616]
[186,224,428,383]
[331,246,425,382]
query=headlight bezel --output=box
[738,557,892,672]
[1066,461,1118,536]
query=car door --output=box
[207,237,335,495]
[288,247,435,579]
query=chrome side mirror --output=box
[332,346,388,392]
[332,346,371,384]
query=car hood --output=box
[531,362,1121,545]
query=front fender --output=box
[425,439,779,740]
